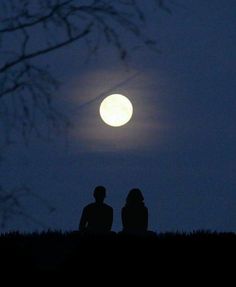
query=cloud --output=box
[62,68,168,153]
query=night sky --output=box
[1,0,236,233]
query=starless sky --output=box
[1,0,236,232]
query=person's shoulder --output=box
[142,204,148,210]
[103,203,113,210]
[143,205,148,212]
[84,203,96,209]
[121,205,126,211]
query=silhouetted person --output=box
[79,186,113,234]
[122,188,148,235]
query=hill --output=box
[0,231,235,272]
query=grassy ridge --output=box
[0,231,235,272]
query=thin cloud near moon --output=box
[66,69,167,152]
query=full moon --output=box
[99,94,133,127]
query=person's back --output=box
[122,188,148,234]
[79,186,113,234]
[81,202,113,233]
[122,204,148,233]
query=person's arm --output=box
[121,207,126,231]
[79,208,87,232]
[108,208,113,231]
[144,207,148,231]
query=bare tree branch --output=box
[0,0,73,33]
[0,185,55,229]
[0,0,172,145]
[0,23,93,74]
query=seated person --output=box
[79,186,113,234]
[121,188,149,235]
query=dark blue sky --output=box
[1,0,236,232]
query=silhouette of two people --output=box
[79,186,149,235]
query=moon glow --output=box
[99,94,133,127]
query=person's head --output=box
[126,188,144,205]
[93,186,106,203]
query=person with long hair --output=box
[121,188,148,234]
